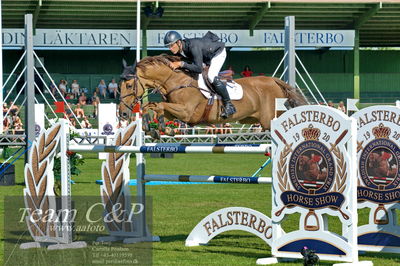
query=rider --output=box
[164,30,237,119]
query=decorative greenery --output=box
[149,118,159,130]
[53,150,85,196]
[166,121,179,129]
[149,119,179,130]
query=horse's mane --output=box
[137,54,181,71]
[137,54,196,78]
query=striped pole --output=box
[144,174,271,184]
[68,143,271,154]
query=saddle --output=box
[201,66,233,93]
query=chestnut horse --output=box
[119,55,307,132]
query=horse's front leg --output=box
[144,102,194,136]
[141,103,157,132]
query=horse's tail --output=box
[272,77,309,107]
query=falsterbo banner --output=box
[2,29,355,48]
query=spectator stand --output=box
[0,15,83,172]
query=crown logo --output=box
[372,123,390,139]
[302,124,320,141]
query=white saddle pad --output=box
[200,80,243,100]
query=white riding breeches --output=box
[198,48,227,89]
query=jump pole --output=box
[68,144,271,154]
[144,174,272,184]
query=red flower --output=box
[153,119,158,123]
[66,151,75,157]
[174,122,179,126]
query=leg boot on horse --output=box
[212,77,236,119]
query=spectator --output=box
[65,93,74,100]
[240,65,253,77]
[337,101,346,113]
[97,79,107,99]
[12,115,24,134]
[91,91,101,118]
[250,123,262,133]
[205,124,216,134]
[50,82,57,96]
[10,113,18,125]
[9,101,19,115]
[71,80,80,99]
[328,100,335,108]
[58,79,68,96]
[3,103,8,116]
[219,65,235,80]
[69,117,76,128]
[78,92,87,106]
[74,103,85,118]
[108,79,118,99]
[3,116,11,133]
[64,110,73,119]
[81,116,92,129]
[214,124,224,134]
[223,123,233,134]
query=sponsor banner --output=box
[3,29,354,47]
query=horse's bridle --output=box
[120,74,145,112]
[120,67,204,111]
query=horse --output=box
[119,55,308,135]
[298,154,327,182]
[368,151,397,178]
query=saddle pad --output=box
[200,80,244,100]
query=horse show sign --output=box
[352,106,400,253]
[270,105,359,263]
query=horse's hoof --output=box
[165,127,175,136]
[143,113,151,132]
[150,129,160,140]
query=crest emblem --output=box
[101,123,114,135]
[276,124,348,231]
[34,123,41,137]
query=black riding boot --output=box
[212,77,237,119]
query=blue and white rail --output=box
[68,143,271,154]
[144,174,271,184]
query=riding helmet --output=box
[164,31,182,46]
